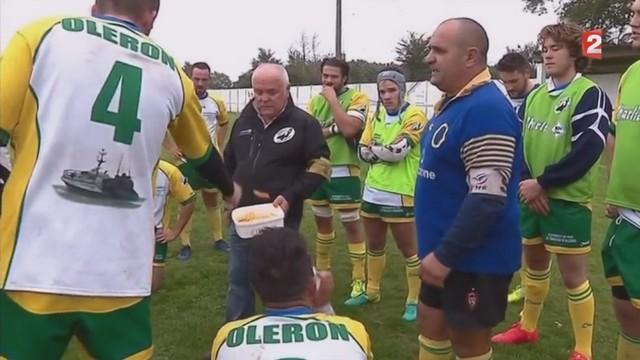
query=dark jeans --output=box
[225,217,301,322]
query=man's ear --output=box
[465,47,482,68]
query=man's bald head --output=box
[440,17,489,65]
[251,63,290,121]
[251,63,290,89]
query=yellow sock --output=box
[456,349,492,360]
[348,242,366,281]
[366,249,385,299]
[418,335,453,360]
[207,206,223,241]
[406,254,420,304]
[315,232,335,271]
[520,265,527,289]
[567,281,594,358]
[618,332,640,360]
[520,266,551,332]
[180,216,193,247]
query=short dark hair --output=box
[538,22,588,72]
[190,62,211,75]
[95,0,160,18]
[449,17,490,63]
[320,57,350,81]
[249,228,314,304]
[496,52,532,73]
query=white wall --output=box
[211,64,620,116]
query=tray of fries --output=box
[232,203,285,239]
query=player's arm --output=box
[370,110,427,163]
[0,31,33,145]
[215,97,229,150]
[167,167,196,241]
[433,107,517,267]
[280,119,331,205]
[535,87,612,190]
[358,111,378,163]
[170,69,235,198]
[328,91,369,138]
[518,99,534,181]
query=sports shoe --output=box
[213,239,230,253]
[402,303,417,322]
[568,351,590,360]
[344,293,380,306]
[177,246,192,261]
[491,323,539,344]
[508,285,524,303]
[349,279,366,299]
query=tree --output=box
[210,71,232,89]
[395,31,431,82]
[521,0,631,44]
[251,48,282,69]
[348,59,388,83]
[505,42,542,64]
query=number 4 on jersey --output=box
[91,61,142,145]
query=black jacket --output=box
[224,97,331,227]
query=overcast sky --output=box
[0,0,557,79]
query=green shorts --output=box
[177,160,217,192]
[361,201,414,223]
[309,176,361,210]
[602,217,640,309]
[520,199,592,254]
[154,242,168,266]
[0,292,152,360]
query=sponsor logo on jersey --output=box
[418,168,437,180]
[552,123,565,137]
[555,97,571,114]
[273,127,296,144]
[617,105,640,122]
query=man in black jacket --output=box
[224,63,331,321]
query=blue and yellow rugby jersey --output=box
[0,16,217,311]
[415,70,522,275]
[211,308,373,360]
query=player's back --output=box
[0,16,188,297]
[212,313,373,360]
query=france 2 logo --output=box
[582,29,603,60]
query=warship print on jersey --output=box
[53,149,144,208]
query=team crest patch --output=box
[552,123,565,137]
[466,288,479,311]
[431,123,448,148]
[555,97,571,113]
[274,127,296,144]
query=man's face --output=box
[631,0,640,49]
[191,68,210,96]
[499,70,530,99]
[321,65,347,92]
[541,37,575,78]
[253,76,289,120]
[378,80,401,112]
[425,23,467,94]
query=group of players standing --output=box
[1,0,640,359]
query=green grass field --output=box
[65,115,618,360]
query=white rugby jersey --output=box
[0,16,214,296]
[212,310,373,360]
[199,94,228,144]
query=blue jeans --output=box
[225,218,301,321]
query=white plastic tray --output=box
[232,203,285,239]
